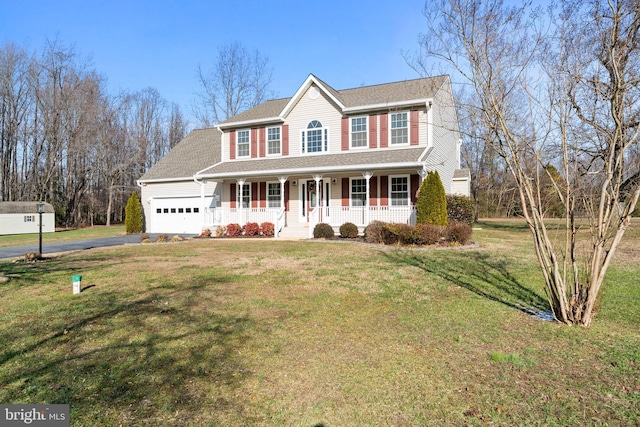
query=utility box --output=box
[72,275,82,294]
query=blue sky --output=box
[0,0,429,125]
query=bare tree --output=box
[409,0,640,327]
[193,42,273,126]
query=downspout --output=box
[193,175,206,232]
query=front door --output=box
[306,180,323,221]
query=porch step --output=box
[277,224,310,240]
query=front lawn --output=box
[0,220,638,426]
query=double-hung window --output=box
[237,130,250,157]
[238,184,250,208]
[267,182,281,208]
[390,176,409,206]
[351,117,367,148]
[390,112,408,144]
[351,178,367,207]
[302,120,328,153]
[267,126,281,155]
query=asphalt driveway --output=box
[0,234,195,260]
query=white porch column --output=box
[237,179,245,224]
[363,171,372,225]
[278,176,287,210]
[313,174,322,223]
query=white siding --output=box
[285,85,343,156]
[141,180,219,233]
[429,80,460,194]
[451,179,470,197]
[0,213,55,236]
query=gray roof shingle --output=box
[199,147,430,178]
[218,74,449,127]
[0,202,54,214]
[139,128,221,181]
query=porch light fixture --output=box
[332,178,337,185]
[292,180,297,186]
[36,202,45,256]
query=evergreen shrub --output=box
[313,223,335,239]
[125,191,144,233]
[339,222,359,238]
[446,194,475,225]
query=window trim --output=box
[350,177,367,207]
[389,111,409,145]
[301,120,329,154]
[350,116,368,149]
[237,183,251,209]
[267,181,281,209]
[266,126,281,156]
[236,129,251,158]
[389,174,410,206]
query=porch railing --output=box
[205,208,284,233]
[206,205,416,236]
[322,206,416,227]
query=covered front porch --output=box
[204,204,417,238]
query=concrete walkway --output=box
[0,234,195,260]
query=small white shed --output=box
[0,202,55,235]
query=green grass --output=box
[0,220,638,426]
[0,225,127,248]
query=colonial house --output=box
[138,74,470,237]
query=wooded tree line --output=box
[0,40,187,227]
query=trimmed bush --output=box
[125,191,144,234]
[415,223,445,245]
[447,194,475,225]
[382,223,420,245]
[339,222,359,238]
[226,223,242,237]
[140,233,151,243]
[260,222,275,237]
[445,222,473,245]
[313,222,335,239]
[364,221,385,244]
[157,233,169,242]
[243,222,260,236]
[199,228,211,238]
[416,171,448,226]
[171,235,184,242]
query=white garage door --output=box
[149,196,212,234]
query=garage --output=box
[149,196,214,234]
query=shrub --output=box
[382,223,420,245]
[199,228,211,238]
[157,233,169,242]
[415,223,445,245]
[214,225,226,238]
[313,222,335,239]
[260,222,275,237]
[125,191,144,233]
[140,233,151,243]
[243,222,260,236]
[416,171,448,226]
[445,222,473,245]
[226,223,242,237]
[364,221,386,244]
[447,194,475,225]
[339,222,359,238]
[171,235,184,242]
